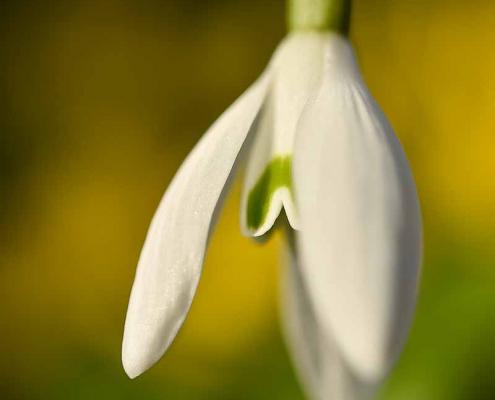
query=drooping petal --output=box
[280,232,376,400]
[293,34,422,381]
[122,72,270,378]
[241,33,328,237]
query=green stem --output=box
[287,0,351,34]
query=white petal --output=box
[241,33,328,237]
[122,72,270,378]
[293,34,422,381]
[280,234,376,400]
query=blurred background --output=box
[1,0,494,399]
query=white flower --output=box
[122,31,422,399]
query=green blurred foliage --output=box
[0,0,494,399]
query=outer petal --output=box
[281,233,376,400]
[122,72,270,378]
[293,34,422,381]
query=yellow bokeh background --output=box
[1,1,494,399]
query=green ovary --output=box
[246,155,294,231]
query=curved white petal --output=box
[293,34,422,381]
[241,33,328,237]
[122,72,270,378]
[280,235,376,400]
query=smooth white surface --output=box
[122,72,270,378]
[281,238,376,400]
[294,34,422,381]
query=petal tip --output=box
[122,329,160,380]
[122,344,152,380]
[123,364,141,380]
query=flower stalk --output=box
[287,0,351,34]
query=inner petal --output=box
[246,155,296,235]
[240,32,328,237]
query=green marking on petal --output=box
[247,155,294,231]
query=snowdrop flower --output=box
[122,0,422,398]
